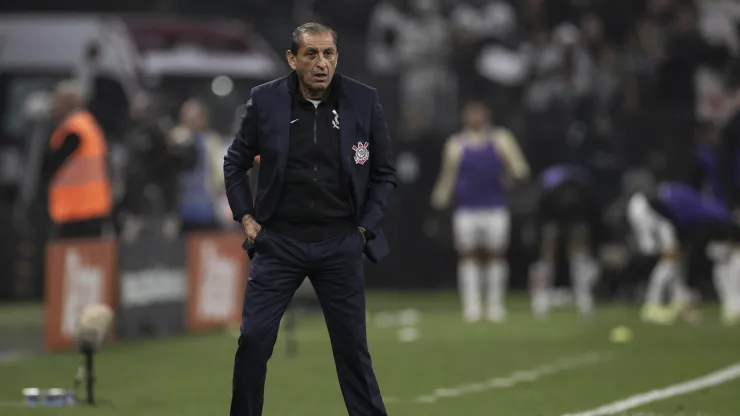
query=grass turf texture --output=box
[0,291,738,416]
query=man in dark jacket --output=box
[224,23,396,416]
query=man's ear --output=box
[286,50,297,70]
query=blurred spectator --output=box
[397,0,456,138]
[718,82,740,216]
[695,120,721,194]
[119,91,192,239]
[366,0,407,134]
[170,98,225,233]
[654,4,730,183]
[579,13,605,58]
[76,41,130,143]
[455,0,525,125]
[623,19,664,112]
[367,0,407,76]
[656,4,730,111]
[44,80,112,239]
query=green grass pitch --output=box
[0,291,739,416]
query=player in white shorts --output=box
[627,181,740,325]
[430,102,529,322]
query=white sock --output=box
[726,250,740,315]
[645,259,678,306]
[459,258,482,321]
[570,251,598,316]
[713,261,729,310]
[669,267,691,307]
[486,259,508,320]
[530,260,552,318]
[668,266,691,305]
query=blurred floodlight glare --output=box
[211,75,234,97]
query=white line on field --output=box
[414,350,614,404]
[0,350,30,366]
[561,361,740,416]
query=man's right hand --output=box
[241,215,261,244]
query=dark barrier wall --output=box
[117,234,187,340]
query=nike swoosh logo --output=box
[291,119,299,124]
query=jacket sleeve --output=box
[359,90,397,237]
[224,94,259,222]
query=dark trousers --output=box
[57,217,107,239]
[230,227,387,416]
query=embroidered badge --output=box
[352,141,370,165]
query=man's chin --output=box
[304,83,328,97]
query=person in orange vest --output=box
[44,80,112,239]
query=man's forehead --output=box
[299,32,336,50]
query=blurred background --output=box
[1,0,740,414]
[3,0,740,297]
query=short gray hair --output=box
[289,23,337,55]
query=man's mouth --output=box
[313,73,328,81]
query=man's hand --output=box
[241,215,261,245]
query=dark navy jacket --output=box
[223,73,397,262]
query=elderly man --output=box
[224,23,396,416]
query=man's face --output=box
[287,31,338,96]
[180,101,207,131]
[462,104,490,130]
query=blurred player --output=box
[530,164,601,319]
[430,102,529,322]
[627,181,740,325]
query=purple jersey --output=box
[455,138,506,208]
[658,182,731,226]
[539,164,590,190]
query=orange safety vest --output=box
[48,110,112,224]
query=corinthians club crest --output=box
[352,141,370,165]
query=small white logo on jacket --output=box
[332,110,340,130]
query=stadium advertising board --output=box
[117,235,188,340]
[186,232,247,332]
[44,239,117,350]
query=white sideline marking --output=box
[562,362,740,416]
[415,351,614,404]
[0,350,30,365]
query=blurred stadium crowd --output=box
[1,0,740,305]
